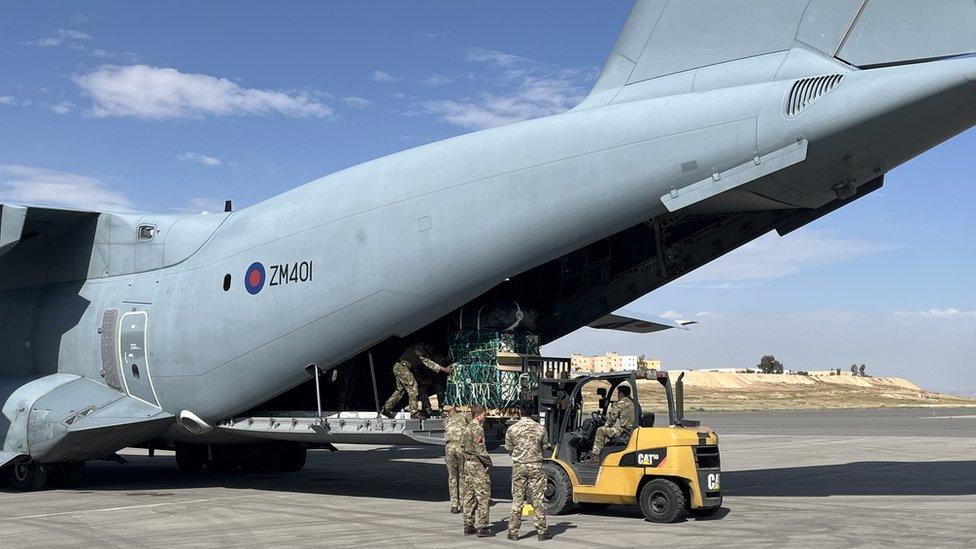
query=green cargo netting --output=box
[445,330,541,410]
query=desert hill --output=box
[633,370,975,412]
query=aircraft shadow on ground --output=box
[55,447,499,503]
[13,449,973,504]
[724,461,976,497]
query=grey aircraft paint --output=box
[2,0,976,468]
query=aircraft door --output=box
[118,311,160,407]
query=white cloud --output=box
[659,310,684,320]
[417,31,449,40]
[72,65,333,120]
[91,48,140,62]
[371,70,402,83]
[422,48,596,130]
[343,96,372,108]
[895,308,976,318]
[0,95,15,105]
[50,101,74,114]
[177,152,223,167]
[678,230,896,287]
[0,164,134,212]
[28,29,92,48]
[421,74,452,86]
[465,48,525,67]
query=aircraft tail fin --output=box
[580,0,976,108]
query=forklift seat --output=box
[599,428,635,461]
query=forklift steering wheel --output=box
[591,411,605,421]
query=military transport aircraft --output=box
[3,0,976,489]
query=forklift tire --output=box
[639,479,687,523]
[543,462,577,515]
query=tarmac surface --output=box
[1,407,975,548]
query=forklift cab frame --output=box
[539,371,694,465]
[538,370,721,523]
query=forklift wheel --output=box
[543,462,577,515]
[639,479,687,523]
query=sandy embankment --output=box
[633,371,972,412]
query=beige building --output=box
[571,353,659,373]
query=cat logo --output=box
[635,447,667,467]
[707,473,721,490]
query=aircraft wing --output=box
[0,203,100,254]
[588,309,696,334]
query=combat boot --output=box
[450,506,461,514]
[464,525,476,535]
[538,532,552,541]
[507,532,520,541]
[477,528,495,538]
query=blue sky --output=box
[2,1,974,393]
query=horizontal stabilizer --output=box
[588,309,696,334]
[0,204,27,257]
[0,203,98,255]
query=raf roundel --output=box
[244,262,266,295]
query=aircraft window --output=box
[131,363,140,379]
[138,225,156,241]
[223,274,232,291]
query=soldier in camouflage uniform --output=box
[444,408,471,514]
[505,404,551,541]
[460,405,494,537]
[585,385,636,461]
[381,343,453,419]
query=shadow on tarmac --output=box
[8,447,971,506]
[724,461,976,496]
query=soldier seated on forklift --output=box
[581,385,635,463]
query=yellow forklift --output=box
[538,370,722,522]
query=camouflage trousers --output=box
[461,458,491,528]
[445,443,465,508]
[590,425,624,456]
[382,361,424,413]
[508,462,547,535]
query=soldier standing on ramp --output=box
[505,403,551,541]
[461,405,494,537]
[584,385,636,462]
[444,408,471,514]
[381,343,453,419]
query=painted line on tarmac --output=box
[0,495,251,522]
